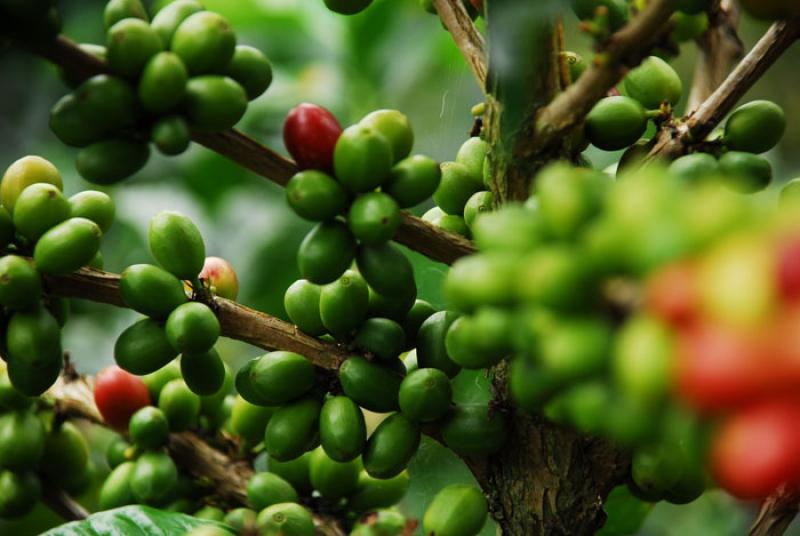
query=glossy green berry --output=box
[171,11,236,74]
[68,190,115,233]
[668,153,719,182]
[129,406,170,449]
[237,351,315,406]
[264,397,321,461]
[120,264,188,319]
[99,461,136,510]
[671,12,709,42]
[364,413,420,479]
[105,438,132,470]
[423,484,488,536]
[562,51,587,82]
[183,76,248,131]
[444,253,518,312]
[0,369,34,411]
[5,310,62,396]
[354,317,405,361]
[356,242,416,299]
[297,220,356,284]
[152,115,192,156]
[256,502,315,536]
[267,453,312,495]
[224,45,273,100]
[33,217,102,275]
[285,170,348,221]
[159,379,201,431]
[141,360,182,402]
[230,395,274,442]
[107,18,163,78]
[723,100,786,154]
[780,178,800,207]
[115,318,177,375]
[464,190,493,229]
[434,162,483,216]
[319,270,369,337]
[181,347,225,396]
[130,451,178,505]
[149,210,206,280]
[0,207,11,249]
[76,138,151,185]
[0,256,41,311]
[585,96,648,151]
[284,279,326,336]
[516,246,592,309]
[431,213,470,237]
[165,302,220,354]
[348,192,400,245]
[445,309,512,370]
[104,0,148,29]
[402,299,437,349]
[40,422,90,488]
[0,471,41,519]
[319,396,366,462]
[718,151,772,193]
[339,356,403,413]
[416,311,461,378]
[383,154,441,208]
[399,368,452,423]
[360,109,413,163]
[455,137,488,181]
[247,472,298,510]
[333,125,394,192]
[0,156,62,213]
[151,0,204,46]
[348,470,410,512]
[0,410,45,470]
[441,403,508,457]
[12,182,70,241]
[138,51,188,114]
[624,56,683,108]
[308,447,360,499]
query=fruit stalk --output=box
[431,0,488,89]
[748,486,800,536]
[41,485,90,521]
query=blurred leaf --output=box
[597,485,652,536]
[42,506,234,536]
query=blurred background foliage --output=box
[0,0,798,533]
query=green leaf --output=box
[597,485,653,536]
[42,506,235,536]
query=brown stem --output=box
[648,18,800,161]
[43,268,349,371]
[686,0,743,111]
[749,487,800,536]
[432,0,488,90]
[47,376,346,536]
[41,486,90,521]
[535,0,677,151]
[21,36,475,266]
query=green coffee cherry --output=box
[383,154,441,208]
[115,318,177,375]
[159,379,201,431]
[224,45,273,100]
[107,18,163,78]
[309,447,360,499]
[98,461,136,510]
[356,242,416,299]
[104,0,148,29]
[0,207,11,249]
[624,56,683,108]
[319,395,366,462]
[348,192,401,245]
[319,270,369,337]
[194,506,226,522]
[672,0,709,14]
[12,182,69,241]
[444,253,518,312]
[445,308,512,370]
[138,52,188,114]
[265,397,321,461]
[256,502,315,536]
[0,410,45,470]
[0,256,41,311]
[152,115,192,156]
[455,137,488,181]
[165,302,220,354]
[129,406,170,449]
[333,125,394,193]
[441,403,508,456]
[42,422,90,491]
[286,170,348,222]
[585,96,648,151]
[612,315,675,403]
[718,151,772,193]
[0,471,41,519]
[723,100,786,154]
[149,210,206,280]
[230,395,274,443]
[668,153,719,182]
[348,470,410,512]
[151,0,204,47]
[297,220,356,284]
[141,360,182,402]
[464,190,493,229]
[0,369,34,411]
[247,472,298,510]
[360,109,414,163]
[632,444,683,497]
[416,311,462,378]
[171,11,236,74]
[671,11,709,42]
[354,317,405,361]
[339,356,403,413]
[363,413,420,479]
[284,279,326,336]
[434,162,483,216]
[368,284,417,323]
[130,451,178,505]
[780,178,800,207]
[562,51,587,82]
[0,156,62,213]
[401,299,436,349]
[236,351,315,406]
[508,357,560,412]
[120,264,188,319]
[68,190,115,233]
[324,0,374,15]
[181,348,226,396]
[183,75,248,131]
[76,138,151,185]
[423,484,488,536]
[267,452,313,495]
[5,309,62,396]
[224,508,258,533]
[539,316,612,381]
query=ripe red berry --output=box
[283,103,343,172]
[94,365,151,430]
[776,236,800,301]
[199,256,239,300]
[645,261,699,328]
[711,399,800,499]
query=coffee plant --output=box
[0,0,799,534]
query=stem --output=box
[431,0,488,90]
[41,486,90,521]
[21,36,475,266]
[43,267,349,371]
[749,487,800,536]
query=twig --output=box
[47,376,347,536]
[686,0,743,111]
[432,0,487,90]
[648,18,800,160]
[749,487,800,536]
[41,485,90,521]
[43,267,349,371]
[20,36,475,266]
[535,0,677,150]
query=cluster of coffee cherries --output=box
[0,156,112,397]
[114,210,237,402]
[50,0,272,184]
[423,136,491,239]
[0,365,92,520]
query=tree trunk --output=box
[479,2,629,533]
